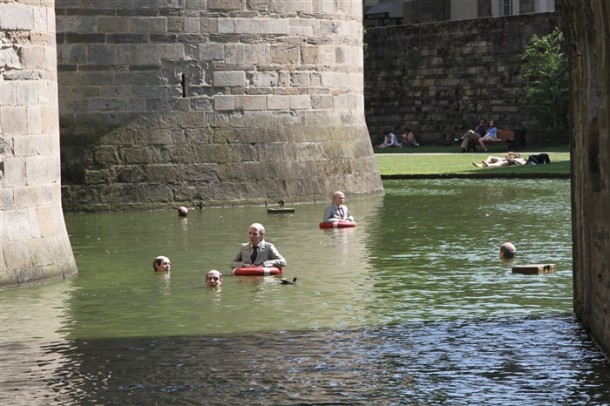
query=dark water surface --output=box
[1,179,609,405]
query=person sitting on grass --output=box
[472,152,526,168]
[401,128,420,147]
[378,131,402,148]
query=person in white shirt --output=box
[378,131,402,148]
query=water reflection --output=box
[1,179,609,405]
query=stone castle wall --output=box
[364,12,563,145]
[564,0,610,356]
[1,0,77,288]
[55,0,383,211]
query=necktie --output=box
[338,207,344,219]
[250,246,258,264]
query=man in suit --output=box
[322,191,354,223]
[231,223,286,268]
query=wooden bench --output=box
[467,130,516,151]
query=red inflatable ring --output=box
[232,266,283,276]
[319,221,357,229]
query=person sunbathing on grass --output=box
[472,152,526,168]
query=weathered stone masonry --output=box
[1,0,77,288]
[563,0,610,357]
[55,0,383,212]
[364,12,563,145]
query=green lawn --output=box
[373,146,570,177]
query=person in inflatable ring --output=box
[322,191,354,223]
[231,223,287,269]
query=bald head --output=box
[500,242,516,259]
[206,270,223,287]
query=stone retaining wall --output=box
[364,12,563,146]
[55,0,383,211]
[1,0,77,288]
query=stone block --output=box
[199,43,224,60]
[13,81,39,106]
[88,44,116,65]
[0,4,34,31]
[116,44,184,66]
[290,95,311,110]
[136,183,173,203]
[234,19,264,34]
[27,156,60,185]
[213,71,245,87]
[184,17,200,33]
[15,184,54,213]
[88,98,129,112]
[200,17,218,33]
[224,44,245,65]
[267,95,290,110]
[245,44,271,65]
[271,44,300,65]
[301,46,319,65]
[214,95,235,111]
[251,71,278,87]
[3,157,26,188]
[235,95,267,111]
[1,208,33,240]
[290,21,314,37]
[311,95,332,110]
[36,206,65,238]
[85,168,111,184]
[284,1,312,12]
[267,19,291,35]
[26,106,43,136]
[13,135,36,157]
[40,106,59,135]
[21,43,50,71]
[291,72,310,87]
[129,17,168,34]
[145,165,178,183]
[97,16,130,33]
[209,0,245,11]
[217,19,235,34]
[179,163,220,183]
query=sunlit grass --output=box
[374,146,570,176]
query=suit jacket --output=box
[231,239,286,268]
[323,204,353,222]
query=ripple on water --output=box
[1,315,608,405]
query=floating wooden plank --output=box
[267,207,295,214]
[512,263,556,275]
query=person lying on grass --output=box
[472,152,526,168]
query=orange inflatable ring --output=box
[232,266,283,276]
[319,221,357,229]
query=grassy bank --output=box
[374,146,570,177]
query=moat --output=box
[1,179,609,405]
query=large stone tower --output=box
[1,1,77,288]
[56,0,383,211]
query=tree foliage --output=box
[522,28,569,143]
